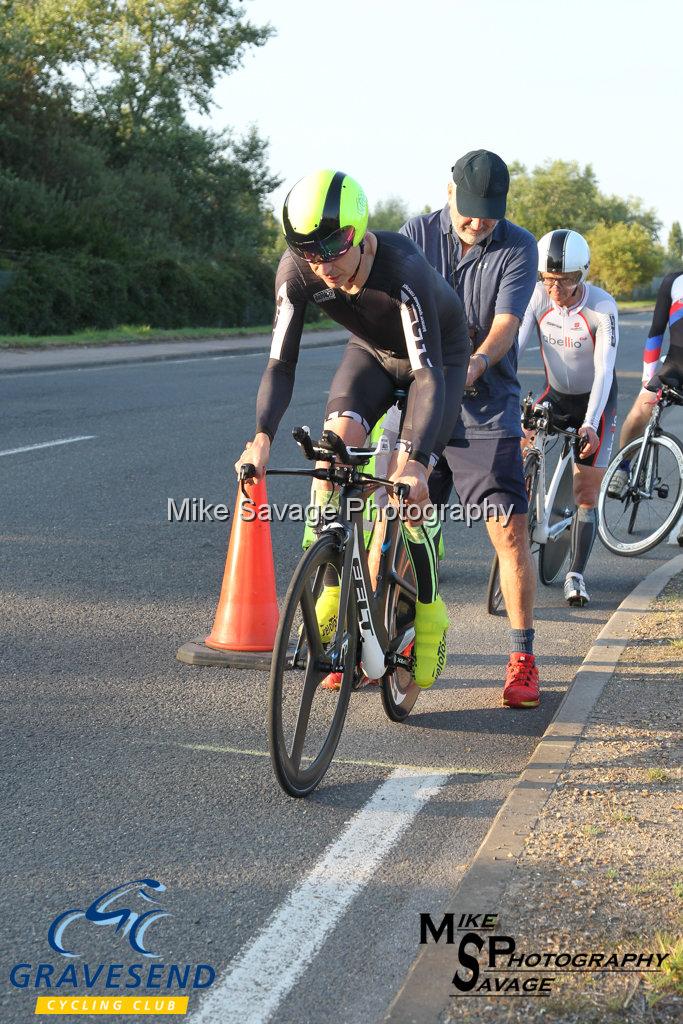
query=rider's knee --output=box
[634,393,655,419]
[487,513,530,555]
[323,411,367,446]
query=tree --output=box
[506,161,601,238]
[506,160,661,241]
[369,196,410,232]
[668,221,683,263]
[586,222,664,298]
[0,0,280,332]
[597,193,661,242]
[10,0,273,134]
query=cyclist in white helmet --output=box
[518,229,619,606]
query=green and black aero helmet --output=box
[282,169,368,263]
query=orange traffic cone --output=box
[176,477,279,668]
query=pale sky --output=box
[198,0,682,238]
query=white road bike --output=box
[597,379,683,556]
[487,396,584,613]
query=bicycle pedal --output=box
[352,672,380,690]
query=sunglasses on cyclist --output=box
[288,225,356,264]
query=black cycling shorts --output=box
[324,336,462,462]
[537,380,618,469]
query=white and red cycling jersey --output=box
[518,281,619,431]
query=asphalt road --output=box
[1,314,681,1024]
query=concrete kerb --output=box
[384,552,683,1024]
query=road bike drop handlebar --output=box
[644,379,683,407]
[521,392,591,458]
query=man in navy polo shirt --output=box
[401,150,540,708]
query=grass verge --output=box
[0,320,339,350]
[618,301,655,312]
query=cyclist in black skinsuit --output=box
[236,170,470,688]
[256,233,468,467]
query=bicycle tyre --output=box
[485,451,538,615]
[486,554,503,615]
[268,533,357,797]
[523,450,540,538]
[381,544,420,723]
[538,454,575,585]
[597,433,683,556]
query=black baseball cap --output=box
[451,150,509,219]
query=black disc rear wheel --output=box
[538,455,575,585]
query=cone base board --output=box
[176,639,272,670]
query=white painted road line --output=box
[181,741,494,775]
[0,435,96,457]
[190,767,448,1024]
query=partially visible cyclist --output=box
[518,229,619,606]
[235,169,470,687]
[607,270,683,499]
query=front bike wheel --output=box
[381,543,420,723]
[268,534,357,797]
[538,454,575,585]
[598,434,683,556]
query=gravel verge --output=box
[446,574,683,1024]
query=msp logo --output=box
[48,879,169,959]
[418,911,671,997]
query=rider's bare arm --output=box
[468,313,521,385]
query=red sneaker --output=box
[320,672,343,691]
[503,653,540,708]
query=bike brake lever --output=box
[239,463,258,498]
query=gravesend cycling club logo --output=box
[419,912,671,997]
[9,878,217,1017]
[48,878,169,958]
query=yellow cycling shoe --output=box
[314,585,340,645]
[413,596,449,688]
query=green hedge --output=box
[0,251,276,335]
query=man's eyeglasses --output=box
[288,226,356,264]
[540,273,581,290]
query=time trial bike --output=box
[244,406,422,797]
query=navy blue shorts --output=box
[442,437,528,517]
